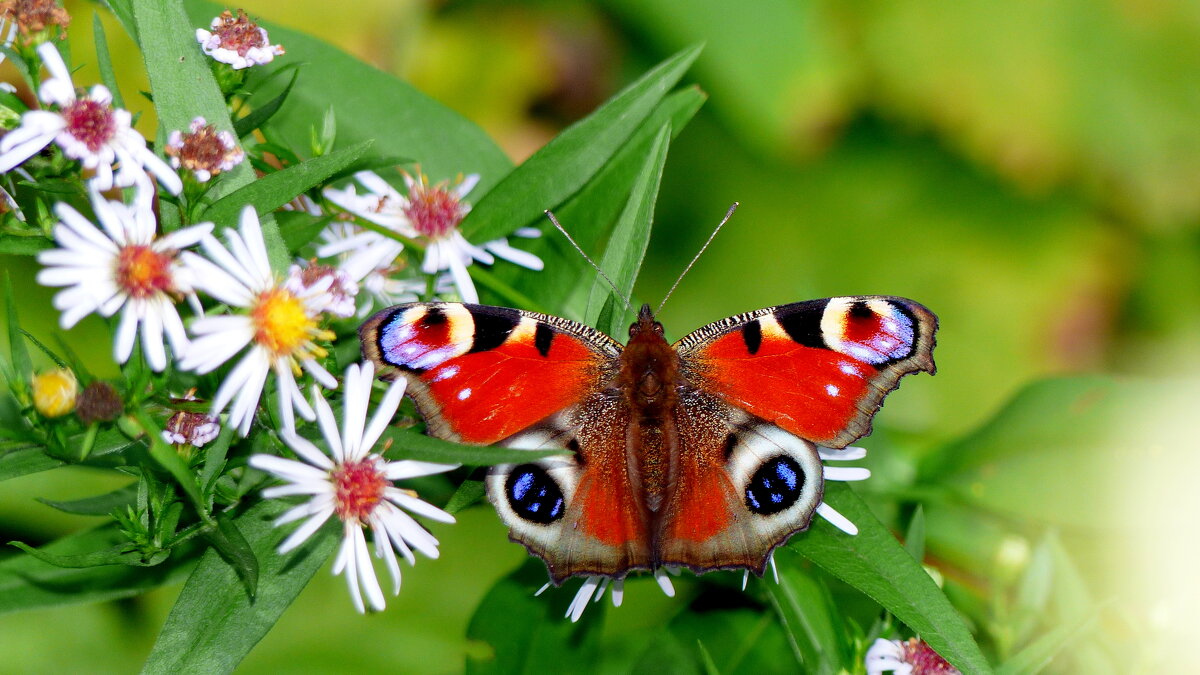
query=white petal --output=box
[816,502,858,536]
[823,466,871,482]
[112,304,139,365]
[277,506,334,554]
[387,490,455,524]
[250,453,330,482]
[279,431,335,471]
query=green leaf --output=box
[5,272,31,383]
[0,236,51,256]
[8,541,163,568]
[92,13,125,109]
[199,424,236,505]
[790,483,991,674]
[135,410,205,515]
[584,123,671,335]
[697,641,721,675]
[380,428,567,467]
[0,524,192,614]
[142,499,337,674]
[995,614,1095,675]
[0,447,64,482]
[443,477,486,514]
[276,211,334,255]
[466,559,603,674]
[201,140,373,230]
[37,482,138,516]
[187,0,512,190]
[233,66,299,138]
[904,505,926,563]
[201,512,259,598]
[488,87,705,316]
[764,553,848,674]
[463,45,702,243]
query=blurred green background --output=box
[2,0,1199,672]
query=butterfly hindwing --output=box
[675,296,937,448]
[359,302,620,445]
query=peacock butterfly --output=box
[359,296,937,583]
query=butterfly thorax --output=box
[618,304,680,514]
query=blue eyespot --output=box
[506,464,565,524]
[745,456,806,516]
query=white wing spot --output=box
[839,362,860,377]
[433,365,460,382]
[826,384,840,397]
[457,388,472,401]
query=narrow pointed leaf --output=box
[5,273,31,382]
[93,14,125,109]
[463,45,702,243]
[37,482,138,516]
[584,123,671,335]
[790,483,991,674]
[233,67,299,138]
[8,541,164,568]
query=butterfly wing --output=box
[658,296,937,573]
[360,302,651,581]
[674,296,937,448]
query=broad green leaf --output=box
[466,559,603,674]
[92,13,125,109]
[183,0,511,191]
[463,45,702,243]
[0,524,192,614]
[790,483,991,674]
[489,87,706,315]
[9,541,164,568]
[201,512,259,598]
[0,447,64,482]
[200,140,374,229]
[142,500,336,674]
[37,482,138,516]
[132,0,286,266]
[584,123,671,336]
[233,67,299,138]
[380,428,567,467]
[764,553,848,674]
[199,424,236,504]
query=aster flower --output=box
[35,189,210,371]
[0,43,182,194]
[0,0,69,47]
[866,637,961,675]
[249,361,456,613]
[284,261,359,319]
[323,169,543,304]
[178,206,338,436]
[162,392,220,448]
[165,117,244,182]
[315,220,453,316]
[195,9,284,70]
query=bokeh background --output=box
[2,0,1198,672]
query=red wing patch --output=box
[676,297,937,448]
[360,303,620,445]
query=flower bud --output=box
[31,368,77,418]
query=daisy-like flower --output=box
[195,9,284,70]
[0,0,69,47]
[315,221,453,316]
[178,206,338,436]
[866,637,961,675]
[165,117,244,182]
[35,189,210,371]
[249,361,456,613]
[323,170,543,304]
[0,43,183,194]
[284,262,358,319]
[162,392,220,448]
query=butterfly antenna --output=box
[544,210,633,313]
[656,202,738,315]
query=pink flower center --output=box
[332,459,387,522]
[212,9,268,56]
[116,245,174,298]
[903,639,960,675]
[404,184,465,239]
[61,99,117,153]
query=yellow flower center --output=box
[116,245,174,298]
[251,288,316,357]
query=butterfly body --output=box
[360,297,937,583]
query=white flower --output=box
[538,567,679,623]
[162,392,221,448]
[0,43,182,194]
[284,262,359,319]
[165,117,244,182]
[35,188,210,371]
[195,9,284,70]
[178,206,338,436]
[866,637,960,675]
[315,220,454,316]
[249,361,456,613]
[323,170,543,304]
